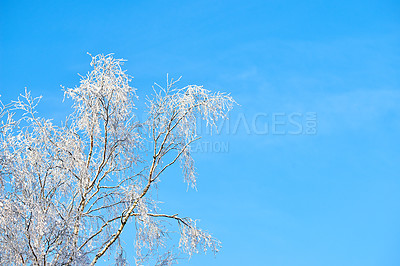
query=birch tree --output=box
[0,54,235,265]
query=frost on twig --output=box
[146,79,235,188]
[0,54,235,265]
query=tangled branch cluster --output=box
[0,54,235,265]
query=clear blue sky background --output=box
[1,1,400,265]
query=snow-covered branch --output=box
[0,54,235,265]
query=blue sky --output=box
[1,0,400,265]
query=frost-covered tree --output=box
[0,54,235,265]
